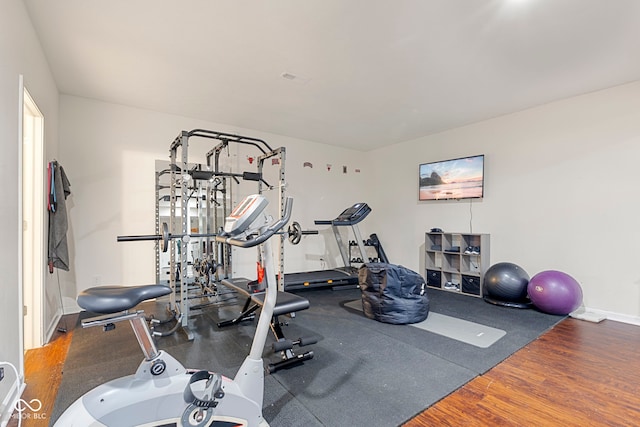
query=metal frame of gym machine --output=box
[163,129,285,340]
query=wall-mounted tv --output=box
[419,154,484,201]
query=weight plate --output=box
[162,222,169,252]
[288,221,302,245]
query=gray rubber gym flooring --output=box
[51,287,563,426]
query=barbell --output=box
[117,221,318,252]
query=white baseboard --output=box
[45,304,82,344]
[44,312,63,344]
[64,302,81,315]
[574,306,640,326]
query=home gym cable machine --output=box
[118,129,322,339]
[164,129,285,340]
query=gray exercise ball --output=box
[483,262,530,302]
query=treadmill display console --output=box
[333,203,371,225]
[314,202,371,226]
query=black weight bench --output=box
[218,277,317,373]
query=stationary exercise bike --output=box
[54,194,291,427]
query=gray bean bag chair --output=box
[358,263,429,324]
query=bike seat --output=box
[77,284,172,314]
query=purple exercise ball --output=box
[527,270,583,315]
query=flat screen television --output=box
[419,154,484,201]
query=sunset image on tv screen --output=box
[419,155,484,201]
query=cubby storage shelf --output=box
[425,232,490,297]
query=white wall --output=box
[60,82,640,324]
[0,0,59,419]
[59,96,369,310]
[368,81,640,322]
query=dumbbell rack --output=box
[348,236,386,265]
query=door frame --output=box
[20,79,46,351]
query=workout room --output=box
[2,1,640,426]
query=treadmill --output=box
[284,202,371,291]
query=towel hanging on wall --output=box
[47,160,72,272]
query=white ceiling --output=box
[23,0,640,151]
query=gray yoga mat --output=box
[345,299,506,348]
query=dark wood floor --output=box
[9,315,640,427]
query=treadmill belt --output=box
[284,268,358,290]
